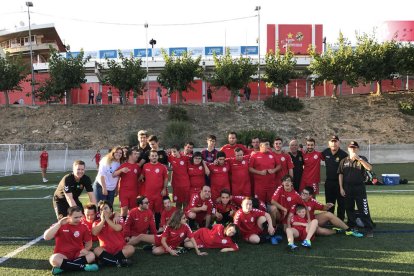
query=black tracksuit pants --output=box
[344,183,373,230]
[325,180,345,221]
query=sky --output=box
[1,0,413,52]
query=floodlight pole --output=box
[255,6,261,100]
[26,1,35,105]
[145,22,149,105]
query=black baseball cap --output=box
[330,135,339,141]
[348,141,359,148]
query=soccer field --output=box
[0,164,413,275]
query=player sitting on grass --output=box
[286,204,318,251]
[159,196,177,233]
[214,189,237,225]
[233,197,278,245]
[290,186,363,237]
[126,210,208,256]
[92,200,135,268]
[43,206,99,275]
[184,223,239,252]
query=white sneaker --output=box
[43,178,48,183]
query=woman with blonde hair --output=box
[93,146,123,206]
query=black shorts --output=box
[53,197,83,219]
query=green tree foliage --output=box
[264,47,297,94]
[167,105,189,121]
[395,42,414,77]
[264,94,304,112]
[308,32,357,98]
[101,51,147,105]
[0,53,27,107]
[235,130,277,147]
[157,50,203,104]
[354,33,400,95]
[164,120,193,148]
[37,48,90,105]
[209,48,256,104]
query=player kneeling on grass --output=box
[214,189,237,225]
[286,204,318,251]
[233,197,277,244]
[184,223,239,252]
[43,206,98,275]
[128,210,207,256]
[92,200,135,267]
[294,186,363,237]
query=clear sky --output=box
[1,0,413,52]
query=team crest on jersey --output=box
[335,157,340,162]
[242,160,246,165]
[313,154,318,159]
[155,168,160,173]
[223,167,227,172]
[269,155,273,159]
[287,196,292,202]
[180,161,185,165]
[73,231,80,238]
[174,195,178,201]
[251,217,254,222]
[281,157,285,162]
[199,166,203,170]
[222,239,228,244]
[144,217,148,222]
[134,169,138,173]
[308,206,311,211]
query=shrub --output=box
[127,132,138,147]
[399,100,414,115]
[231,130,277,147]
[164,120,193,148]
[264,94,304,112]
[168,105,189,121]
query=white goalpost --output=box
[0,144,24,176]
[22,143,69,173]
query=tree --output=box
[395,42,414,87]
[157,50,203,104]
[0,53,27,107]
[101,51,147,105]
[354,33,400,95]
[37,48,90,105]
[209,48,256,104]
[264,47,297,95]
[308,32,358,98]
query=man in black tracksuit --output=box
[322,135,348,220]
[338,141,374,237]
[288,139,304,192]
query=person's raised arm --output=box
[44,217,68,240]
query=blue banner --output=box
[120,49,134,58]
[205,46,223,56]
[66,52,81,58]
[241,46,258,55]
[188,47,203,56]
[169,47,188,56]
[99,49,117,59]
[134,48,152,58]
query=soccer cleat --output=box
[117,258,132,268]
[43,178,48,183]
[301,239,311,248]
[345,229,364,238]
[51,267,64,275]
[142,244,153,251]
[270,235,283,245]
[332,227,345,234]
[84,264,99,272]
[287,243,299,251]
[176,247,189,254]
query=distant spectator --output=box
[88,87,94,104]
[107,88,113,104]
[207,86,213,102]
[156,86,163,105]
[40,147,49,183]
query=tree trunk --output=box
[332,85,338,98]
[229,90,236,104]
[375,81,382,95]
[4,90,10,107]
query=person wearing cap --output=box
[321,135,348,221]
[338,141,374,237]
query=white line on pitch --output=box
[0,235,43,264]
[0,197,51,201]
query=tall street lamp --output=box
[26,1,35,105]
[255,6,261,100]
[145,22,149,104]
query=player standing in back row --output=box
[40,147,49,183]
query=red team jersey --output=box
[80,217,98,242]
[290,198,325,220]
[52,223,92,260]
[300,151,324,194]
[40,151,48,168]
[160,206,177,229]
[249,152,278,203]
[215,202,237,214]
[141,162,168,213]
[233,208,266,240]
[208,162,231,201]
[271,152,294,187]
[290,215,314,241]
[93,217,126,254]
[193,224,239,250]
[123,208,157,237]
[187,163,206,193]
[186,193,214,225]
[94,153,101,165]
[116,162,141,208]
[231,195,266,212]
[155,224,193,250]
[228,156,251,196]
[168,155,191,203]
[220,144,250,159]
[271,186,303,223]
